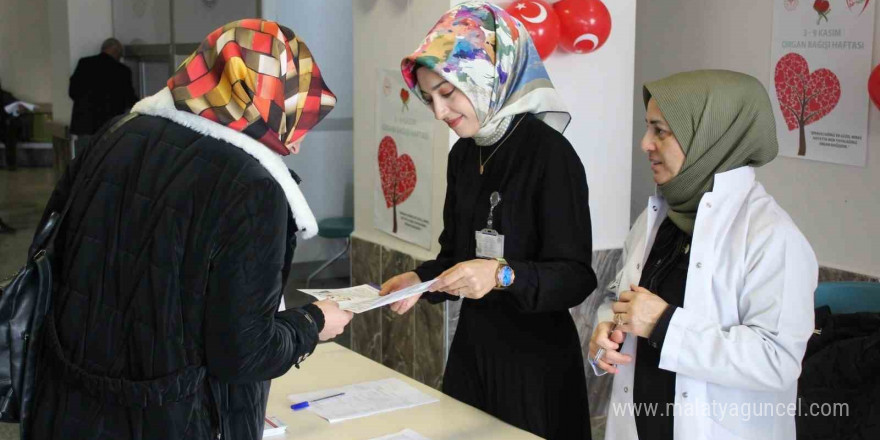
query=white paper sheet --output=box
[299,280,435,314]
[261,415,287,437]
[3,101,35,117]
[287,378,438,423]
[368,429,432,440]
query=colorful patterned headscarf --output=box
[168,19,336,155]
[401,1,569,146]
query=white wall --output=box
[0,0,53,103]
[266,0,354,264]
[352,0,634,259]
[532,0,635,250]
[631,0,879,277]
[351,0,459,262]
[48,0,72,125]
[173,0,257,44]
[47,0,114,126]
[112,0,170,44]
[68,0,115,70]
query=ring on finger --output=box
[613,312,625,326]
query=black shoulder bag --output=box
[0,113,139,430]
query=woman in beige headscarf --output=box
[589,70,817,440]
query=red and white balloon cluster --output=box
[504,0,612,59]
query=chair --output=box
[306,217,354,288]
[814,281,880,314]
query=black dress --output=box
[414,114,598,440]
[633,218,692,440]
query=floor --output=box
[0,167,54,440]
[0,168,56,279]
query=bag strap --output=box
[31,112,140,260]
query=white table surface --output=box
[266,342,542,440]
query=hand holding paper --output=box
[379,271,423,314]
[299,278,435,314]
[313,300,353,341]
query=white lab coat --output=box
[599,167,817,440]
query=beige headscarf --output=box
[644,70,779,235]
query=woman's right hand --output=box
[589,321,632,374]
[313,300,353,341]
[379,271,422,315]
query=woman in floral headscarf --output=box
[29,19,352,440]
[380,3,597,438]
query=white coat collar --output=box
[131,88,318,239]
[649,166,757,207]
[710,166,755,195]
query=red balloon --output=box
[554,0,612,54]
[869,64,880,110]
[505,0,561,60]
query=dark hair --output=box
[101,38,123,53]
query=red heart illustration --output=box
[378,136,417,232]
[774,53,841,155]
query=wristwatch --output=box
[495,258,515,289]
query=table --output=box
[267,343,542,440]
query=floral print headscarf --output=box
[401,2,569,145]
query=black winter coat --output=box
[69,53,138,135]
[29,109,324,439]
[796,306,880,440]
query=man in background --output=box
[69,38,138,143]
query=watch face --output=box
[499,266,514,287]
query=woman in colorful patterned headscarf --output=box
[134,18,337,237]
[166,18,337,156]
[382,3,597,439]
[401,1,570,145]
[30,19,353,440]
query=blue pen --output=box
[290,392,346,411]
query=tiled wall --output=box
[818,267,879,283]
[350,237,445,390]
[350,235,626,398]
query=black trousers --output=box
[2,116,24,169]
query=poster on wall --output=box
[770,0,875,166]
[373,69,434,249]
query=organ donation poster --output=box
[770,0,875,166]
[373,69,434,249]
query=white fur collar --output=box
[132,88,318,239]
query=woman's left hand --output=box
[430,259,500,300]
[612,285,669,338]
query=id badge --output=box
[475,228,505,259]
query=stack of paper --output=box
[299,280,436,314]
[287,378,438,423]
[262,415,287,437]
[369,429,432,440]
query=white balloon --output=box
[572,33,600,53]
[519,1,548,24]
